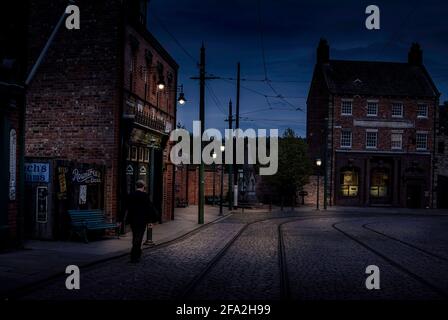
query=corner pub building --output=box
[307,40,439,208]
[24,0,178,240]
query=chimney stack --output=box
[408,43,423,66]
[317,38,330,64]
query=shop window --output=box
[139,147,145,162]
[340,168,359,197]
[370,169,389,198]
[131,146,138,161]
[144,148,150,163]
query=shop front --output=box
[24,159,105,240]
[123,127,165,221]
[334,152,431,208]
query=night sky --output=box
[148,0,448,137]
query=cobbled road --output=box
[20,210,448,300]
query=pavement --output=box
[0,205,230,298]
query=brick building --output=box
[307,39,439,208]
[0,2,27,248]
[24,0,178,239]
[435,103,448,208]
[175,165,229,206]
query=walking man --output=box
[120,180,158,263]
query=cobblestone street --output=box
[19,210,448,301]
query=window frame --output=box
[341,99,353,116]
[416,131,428,151]
[391,132,403,150]
[340,129,352,149]
[417,104,428,118]
[367,101,378,117]
[391,102,404,118]
[365,129,378,149]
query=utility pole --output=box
[190,44,219,224]
[198,44,206,224]
[233,62,241,208]
[228,100,233,210]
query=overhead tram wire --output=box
[256,0,303,112]
[151,12,199,67]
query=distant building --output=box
[435,103,448,208]
[24,0,178,239]
[307,39,440,208]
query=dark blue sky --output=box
[148,0,448,137]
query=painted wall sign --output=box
[72,168,102,184]
[36,186,48,223]
[25,162,50,183]
[9,129,17,200]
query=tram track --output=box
[332,221,448,299]
[362,223,448,262]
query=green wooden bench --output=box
[68,209,119,243]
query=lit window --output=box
[370,169,389,198]
[417,104,428,118]
[416,132,428,150]
[341,100,352,116]
[340,169,359,197]
[366,130,378,149]
[341,130,352,148]
[391,133,403,150]
[392,103,403,118]
[367,102,378,116]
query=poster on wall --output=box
[36,186,48,223]
[79,185,87,205]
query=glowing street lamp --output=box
[316,158,322,210]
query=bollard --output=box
[144,224,154,245]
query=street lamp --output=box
[219,146,225,215]
[316,158,322,210]
[212,152,217,206]
[157,78,165,91]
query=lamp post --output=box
[219,145,225,216]
[316,158,322,210]
[212,152,217,206]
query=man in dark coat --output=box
[120,180,158,263]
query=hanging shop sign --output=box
[72,168,102,184]
[25,162,50,183]
[9,129,17,200]
[36,186,48,223]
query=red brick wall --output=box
[26,0,123,221]
[333,96,435,152]
[175,165,229,206]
